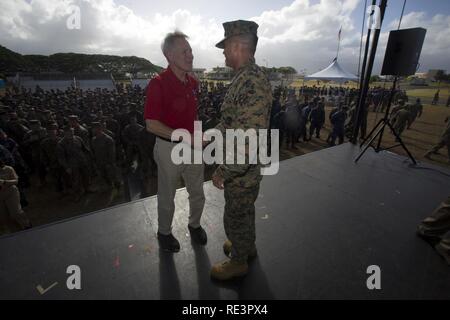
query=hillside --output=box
[0,45,163,75]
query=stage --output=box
[1,143,449,299]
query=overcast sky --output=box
[1,0,449,75]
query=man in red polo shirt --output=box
[144,31,206,252]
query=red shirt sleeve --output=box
[144,77,163,121]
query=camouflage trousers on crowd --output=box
[417,195,450,265]
[68,165,91,194]
[47,167,64,192]
[0,185,31,231]
[125,144,140,168]
[97,163,120,188]
[428,138,450,159]
[223,182,260,264]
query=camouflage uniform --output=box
[425,116,450,160]
[122,121,144,169]
[56,134,92,194]
[138,127,156,179]
[214,60,272,263]
[69,116,90,145]
[391,108,410,139]
[390,101,405,117]
[105,117,121,141]
[40,134,63,191]
[309,102,325,139]
[407,101,423,129]
[417,195,450,265]
[91,131,120,188]
[22,121,47,182]
[0,165,31,231]
[73,124,90,146]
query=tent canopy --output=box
[305,58,358,83]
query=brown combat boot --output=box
[223,240,257,259]
[210,259,248,280]
[423,151,432,159]
[435,240,450,266]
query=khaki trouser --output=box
[0,185,30,229]
[154,138,205,235]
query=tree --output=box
[278,66,297,75]
[370,75,380,83]
[434,70,448,88]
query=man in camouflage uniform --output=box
[105,114,121,141]
[40,123,63,192]
[122,115,143,171]
[417,195,450,265]
[40,110,54,129]
[91,122,120,190]
[391,106,410,141]
[283,92,300,149]
[68,115,90,146]
[424,116,450,163]
[22,119,47,185]
[390,98,406,117]
[309,97,325,139]
[7,112,29,145]
[328,105,346,146]
[431,90,439,105]
[56,126,92,200]
[406,98,423,129]
[138,126,156,179]
[210,20,272,280]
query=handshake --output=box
[180,132,211,150]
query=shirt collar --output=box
[167,66,190,87]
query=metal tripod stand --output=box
[354,76,417,164]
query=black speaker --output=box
[381,27,426,76]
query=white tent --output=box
[305,58,358,83]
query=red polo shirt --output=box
[144,67,198,133]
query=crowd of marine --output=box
[0,81,448,232]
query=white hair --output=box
[161,30,189,58]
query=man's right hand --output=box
[212,170,224,190]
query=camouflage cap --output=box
[47,123,59,130]
[91,121,102,129]
[215,20,259,49]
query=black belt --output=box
[157,136,181,143]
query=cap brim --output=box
[215,38,226,49]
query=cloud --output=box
[0,0,449,74]
[252,0,361,74]
[0,0,224,68]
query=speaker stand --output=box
[354,76,417,165]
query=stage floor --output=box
[1,143,450,299]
